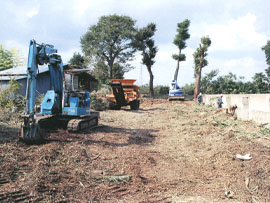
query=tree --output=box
[252,72,268,93]
[240,81,256,94]
[262,41,270,69]
[193,36,211,99]
[182,83,194,95]
[10,48,25,68]
[262,41,270,91]
[0,45,25,71]
[172,19,190,82]
[0,45,14,70]
[182,70,265,95]
[200,69,218,93]
[69,52,86,67]
[201,72,256,94]
[220,73,239,94]
[92,61,125,84]
[81,14,137,79]
[134,23,158,98]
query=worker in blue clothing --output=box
[217,95,223,108]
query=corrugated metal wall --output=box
[0,71,51,97]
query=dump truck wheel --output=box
[114,105,121,110]
[109,102,121,110]
[110,105,121,110]
[130,100,139,110]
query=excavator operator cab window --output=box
[64,73,85,107]
[73,76,79,90]
[170,80,179,90]
[65,74,72,90]
[65,73,79,91]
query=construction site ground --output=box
[1,99,270,202]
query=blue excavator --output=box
[21,40,99,142]
[168,78,184,101]
[168,80,184,101]
[168,54,184,101]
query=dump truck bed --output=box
[106,79,140,110]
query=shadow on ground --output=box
[121,107,166,114]
[0,123,19,144]
[45,125,158,147]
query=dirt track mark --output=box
[0,190,33,202]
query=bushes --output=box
[90,85,111,111]
[0,79,24,109]
[0,79,25,124]
[139,85,149,95]
[90,93,107,111]
[139,84,169,98]
[155,85,169,96]
[182,83,194,96]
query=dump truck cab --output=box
[106,79,140,110]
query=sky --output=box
[0,0,269,86]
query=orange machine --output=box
[106,79,140,110]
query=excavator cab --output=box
[62,71,90,116]
[168,80,184,101]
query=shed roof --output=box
[0,65,49,81]
[0,64,97,82]
[0,64,75,81]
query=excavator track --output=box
[67,115,98,132]
[21,113,99,142]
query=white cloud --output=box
[70,0,114,26]
[207,56,266,81]
[3,40,28,53]
[27,9,39,18]
[72,0,93,19]
[1,1,40,31]
[59,47,81,63]
[191,13,267,52]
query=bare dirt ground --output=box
[1,99,270,202]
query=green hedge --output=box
[139,85,170,97]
